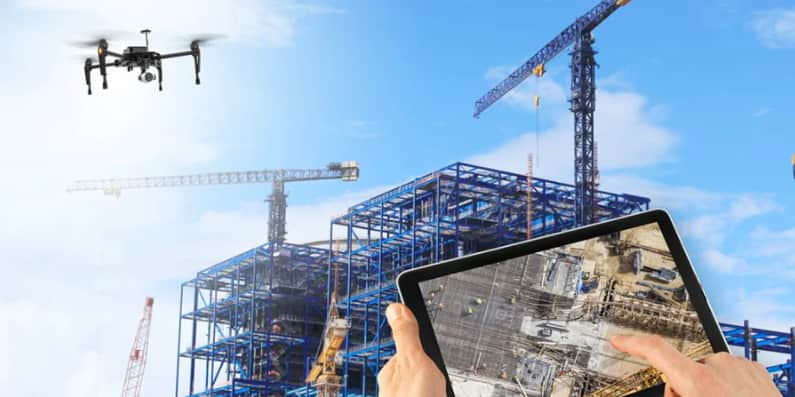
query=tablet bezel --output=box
[396,209,729,397]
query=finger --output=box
[610,335,702,395]
[386,303,423,356]
[664,383,680,397]
[377,357,396,386]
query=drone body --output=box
[80,30,214,95]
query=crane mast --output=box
[67,161,360,245]
[474,0,632,226]
[121,297,154,397]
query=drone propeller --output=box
[70,53,98,62]
[185,33,226,46]
[67,31,132,48]
[68,38,109,48]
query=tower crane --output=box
[67,161,360,245]
[474,0,633,226]
[121,297,154,397]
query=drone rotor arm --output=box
[157,51,193,59]
[104,50,124,58]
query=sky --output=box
[0,0,793,396]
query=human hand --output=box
[377,303,446,397]
[610,335,780,397]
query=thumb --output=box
[386,303,423,356]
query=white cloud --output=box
[484,66,568,115]
[703,248,747,273]
[1,181,390,395]
[728,195,780,221]
[0,3,346,396]
[288,185,395,243]
[749,226,795,270]
[677,193,795,284]
[15,0,338,47]
[730,287,795,331]
[286,3,347,15]
[680,194,779,248]
[468,73,678,182]
[599,173,723,210]
[752,107,771,118]
[751,7,795,48]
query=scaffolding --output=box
[327,162,650,396]
[175,242,330,397]
[174,162,793,397]
[722,322,795,397]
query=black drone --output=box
[75,29,221,94]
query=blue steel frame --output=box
[722,322,795,397]
[175,243,330,397]
[326,162,650,397]
[176,161,793,397]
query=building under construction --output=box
[174,161,794,397]
[175,162,650,397]
[175,243,330,396]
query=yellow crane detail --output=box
[306,265,350,397]
[585,340,712,397]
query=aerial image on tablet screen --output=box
[418,223,713,397]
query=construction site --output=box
[418,223,710,397]
[173,162,651,397]
[62,1,794,397]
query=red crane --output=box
[122,297,154,397]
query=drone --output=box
[75,29,221,94]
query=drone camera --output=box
[138,71,156,83]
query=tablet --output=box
[397,210,728,397]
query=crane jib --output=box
[473,0,624,118]
[66,169,349,192]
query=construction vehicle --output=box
[67,161,359,245]
[474,0,633,226]
[306,264,350,397]
[121,297,154,397]
[641,266,677,283]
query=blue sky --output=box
[1,0,794,395]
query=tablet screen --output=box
[418,222,711,397]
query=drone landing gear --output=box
[156,62,163,92]
[84,58,93,95]
[98,40,108,90]
[191,43,201,85]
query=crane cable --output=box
[532,63,545,167]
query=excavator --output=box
[306,264,350,397]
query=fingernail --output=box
[386,304,403,322]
